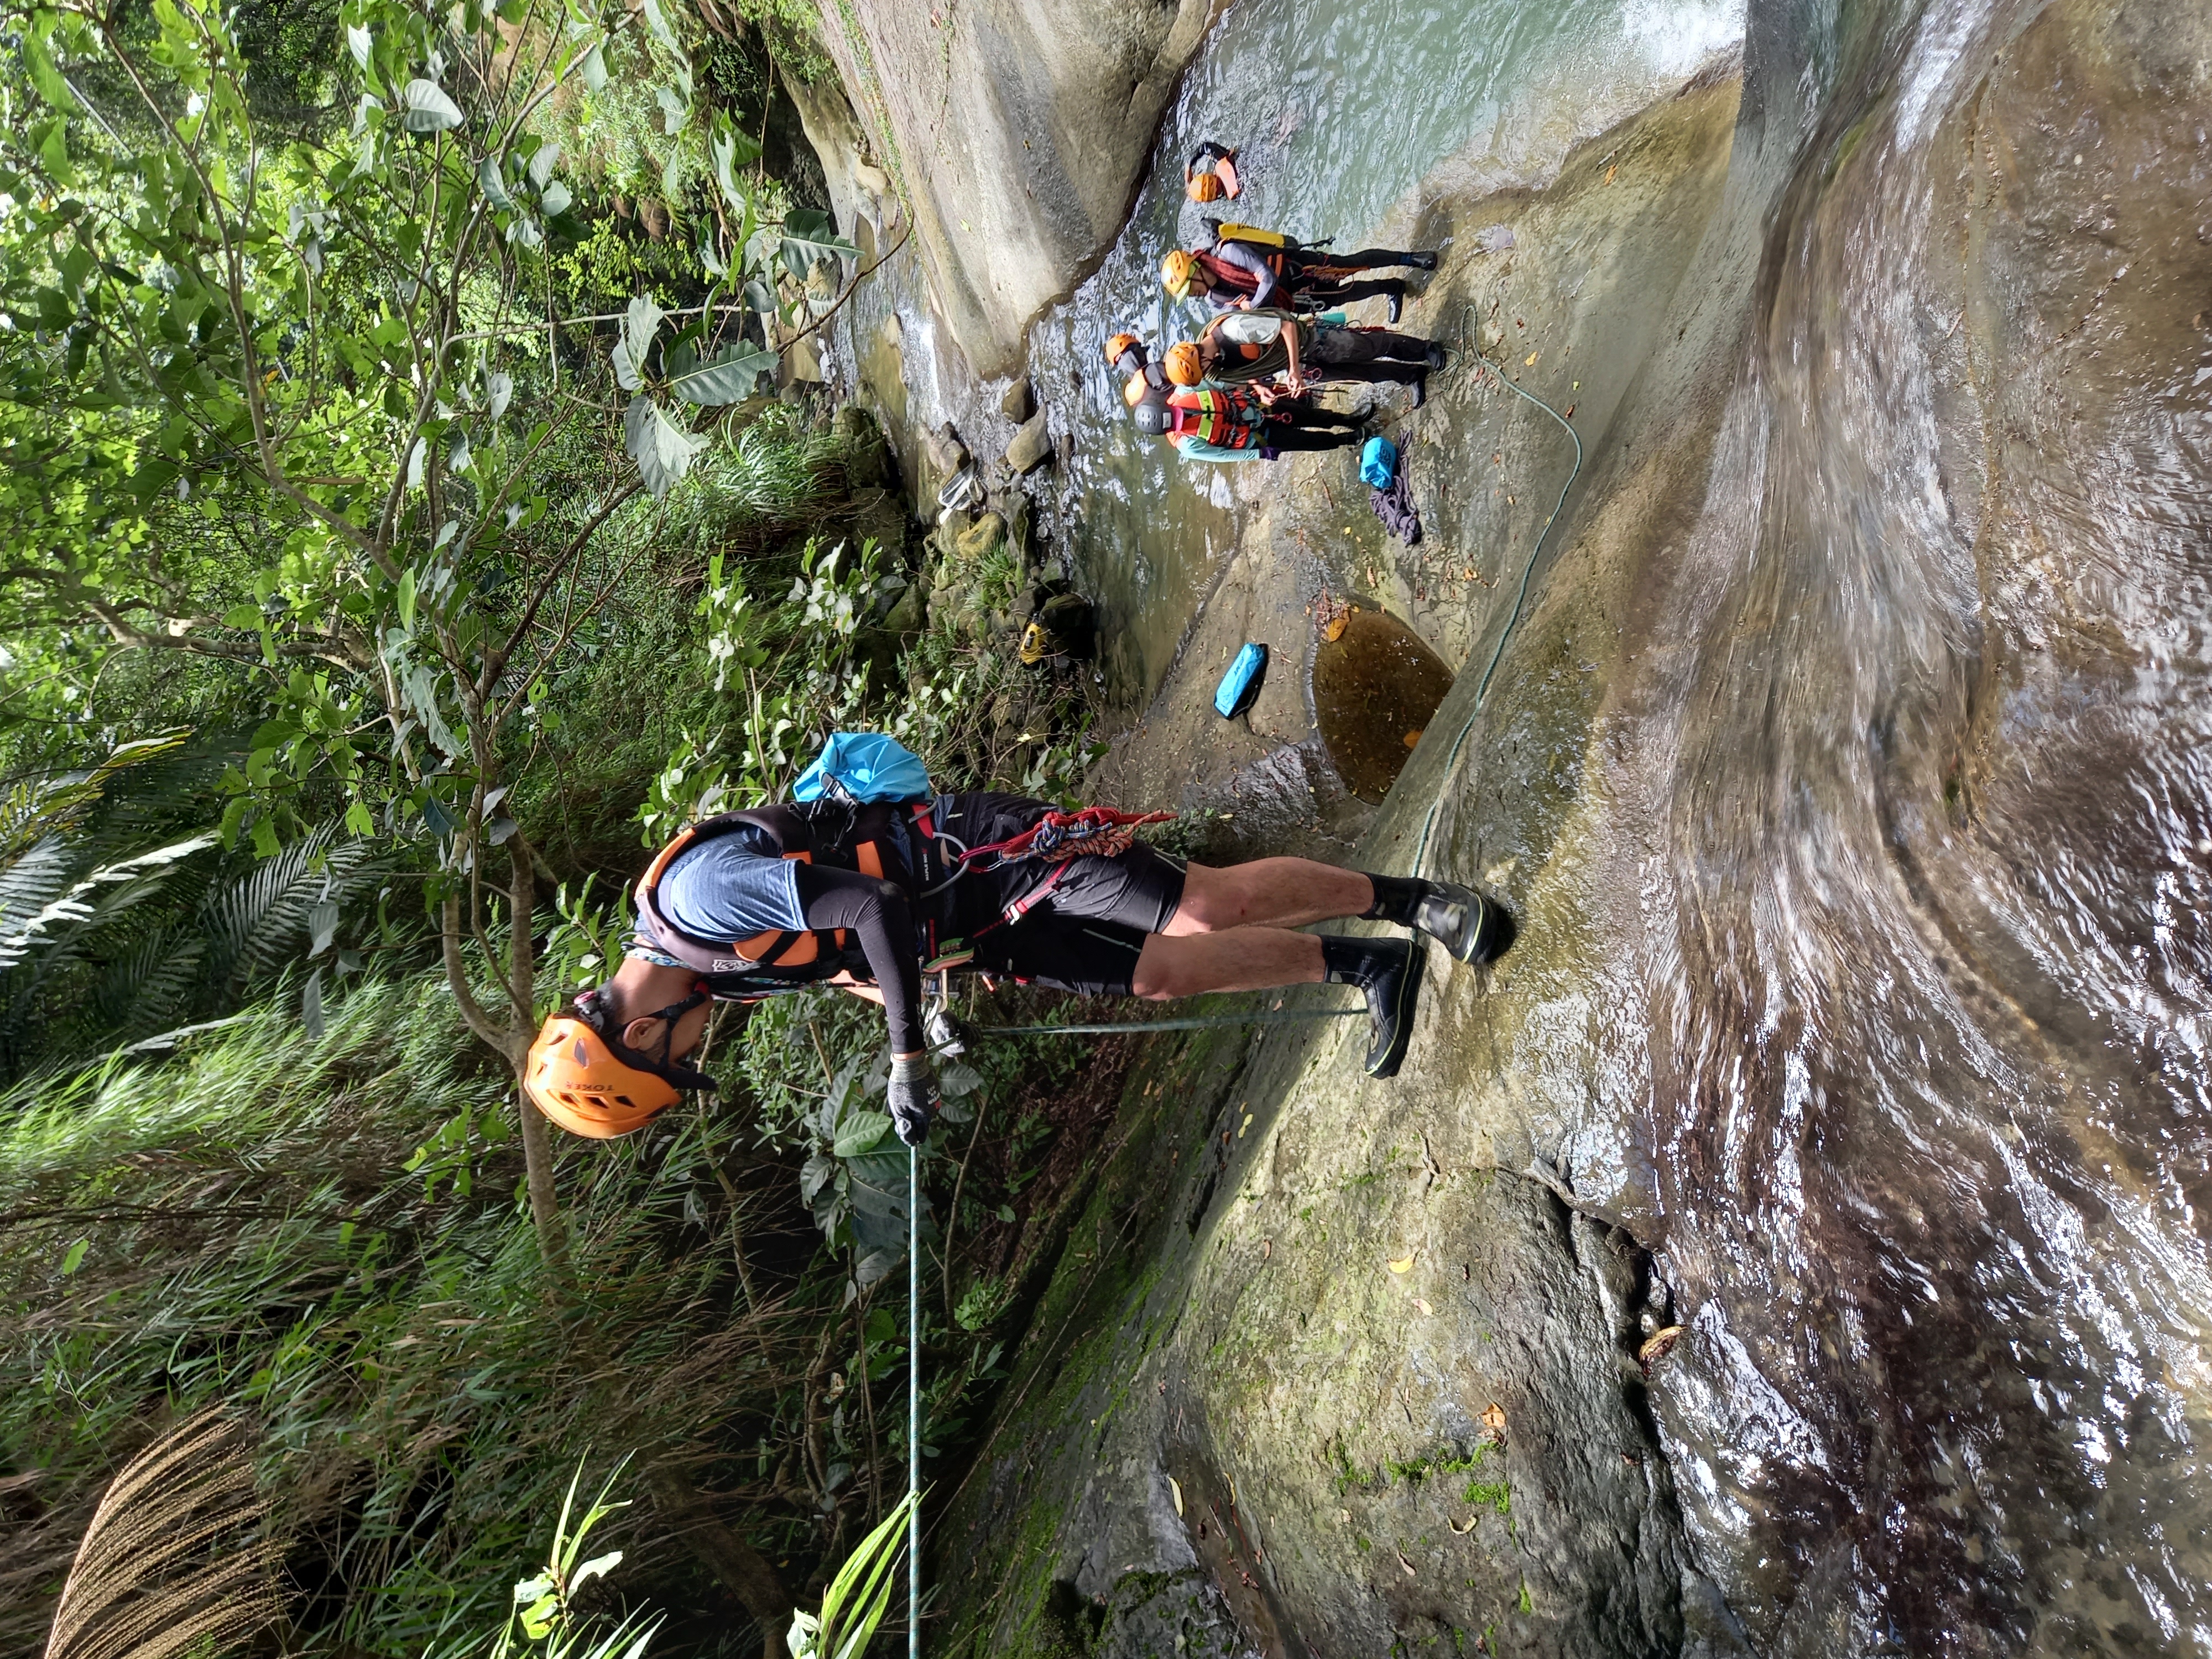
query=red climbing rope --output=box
[956,807,1175,872]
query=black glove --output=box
[888,1055,939,1146]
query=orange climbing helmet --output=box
[523,985,714,1139]
[1103,331,1143,368]
[1160,249,1199,298]
[1186,171,1225,204]
[1164,341,1203,387]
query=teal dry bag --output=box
[1213,643,1269,719]
[791,732,934,804]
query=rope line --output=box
[958,1006,1365,1040]
[909,1139,921,1658]
[1408,352,1584,876]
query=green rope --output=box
[962,1006,1364,1039]
[1409,352,1584,876]
[908,1139,920,1658]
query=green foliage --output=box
[0,973,804,1657]
[785,1490,915,1659]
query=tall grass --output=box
[0,975,811,1658]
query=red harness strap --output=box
[957,807,1175,874]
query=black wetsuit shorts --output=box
[930,792,1188,996]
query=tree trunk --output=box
[645,1465,792,1659]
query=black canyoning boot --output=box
[1322,936,1426,1079]
[1407,251,1440,271]
[1362,873,1517,966]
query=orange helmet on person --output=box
[1160,249,1198,298]
[523,985,714,1139]
[1164,341,1203,387]
[1103,331,1142,368]
[1186,171,1225,204]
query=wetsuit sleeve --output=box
[795,863,925,1055]
[1216,241,1277,307]
[1173,436,1264,463]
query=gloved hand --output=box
[888,1053,939,1146]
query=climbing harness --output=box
[1407,351,1584,877]
[954,806,1174,872]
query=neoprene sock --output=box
[1359,872,1427,926]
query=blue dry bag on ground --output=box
[1360,435,1398,489]
[791,732,933,803]
[1214,643,1269,719]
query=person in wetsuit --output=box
[1168,309,1446,406]
[525,790,1515,1145]
[1162,227,1439,322]
[1131,380,1368,461]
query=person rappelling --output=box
[523,735,1514,1146]
[1166,307,1446,407]
[1162,223,1437,322]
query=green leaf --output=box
[613,293,662,392]
[580,43,607,91]
[540,179,572,217]
[780,208,857,279]
[398,79,463,133]
[833,1110,893,1157]
[60,1239,87,1276]
[656,85,686,136]
[397,569,418,632]
[303,966,325,1039]
[670,343,776,406]
[571,1549,623,1589]
[623,395,705,499]
[486,370,513,420]
[22,32,81,114]
[345,799,376,837]
[477,154,512,210]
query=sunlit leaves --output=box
[623,395,705,498]
[398,79,463,133]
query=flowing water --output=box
[1020,0,1741,693]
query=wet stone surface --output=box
[1311,609,1456,804]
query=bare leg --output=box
[1131,928,1326,1000]
[1163,859,1373,936]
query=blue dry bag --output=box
[1213,643,1269,719]
[791,732,933,804]
[1359,435,1398,490]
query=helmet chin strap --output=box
[638,983,709,1070]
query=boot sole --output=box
[1365,943,1426,1079]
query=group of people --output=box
[1110,147,1450,465]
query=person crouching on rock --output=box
[524,790,1515,1145]
[1167,309,1447,408]
[1134,380,1367,463]
[1162,225,1435,323]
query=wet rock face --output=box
[930,0,2210,1647]
[816,0,1219,377]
